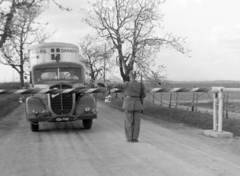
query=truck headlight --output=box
[32,110,38,115]
[42,110,49,116]
[92,108,99,114]
[19,98,23,103]
[85,107,91,112]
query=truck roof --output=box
[29,42,78,50]
[32,61,84,69]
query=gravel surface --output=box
[0,102,240,176]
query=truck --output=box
[26,42,98,132]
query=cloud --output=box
[40,0,94,44]
[172,0,202,7]
[208,25,240,49]
[193,0,202,5]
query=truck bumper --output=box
[27,114,97,123]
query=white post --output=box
[213,92,218,131]
[218,88,223,133]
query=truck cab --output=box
[26,42,98,132]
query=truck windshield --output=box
[34,67,82,82]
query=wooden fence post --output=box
[175,92,178,108]
[169,92,172,108]
[195,93,198,112]
[191,86,196,111]
[153,92,155,104]
[191,93,195,111]
[160,93,162,106]
[225,92,229,119]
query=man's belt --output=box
[126,96,140,98]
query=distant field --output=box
[170,80,240,101]
[167,80,240,88]
[0,82,23,89]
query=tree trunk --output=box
[118,55,133,82]
[20,72,24,88]
[0,1,15,48]
[20,42,25,88]
[19,65,25,88]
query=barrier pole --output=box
[213,92,218,131]
[218,88,223,133]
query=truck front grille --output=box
[50,85,73,115]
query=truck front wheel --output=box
[82,119,92,129]
[31,123,39,132]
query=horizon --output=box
[1,79,240,84]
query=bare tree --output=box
[79,34,114,85]
[1,0,40,48]
[0,0,70,48]
[84,0,190,82]
[0,1,52,88]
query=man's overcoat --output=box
[114,80,146,111]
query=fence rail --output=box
[111,87,240,120]
[110,87,240,134]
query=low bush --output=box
[0,82,22,120]
[0,95,21,120]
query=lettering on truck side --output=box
[32,48,78,54]
[61,49,78,53]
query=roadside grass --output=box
[96,93,240,137]
[0,82,21,120]
[0,95,21,120]
[180,101,240,114]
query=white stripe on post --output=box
[13,90,25,94]
[190,88,199,92]
[218,88,224,133]
[170,88,181,92]
[62,89,73,93]
[150,88,161,93]
[213,92,218,131]
[39,89,49,94]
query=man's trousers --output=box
[124,110,141,140]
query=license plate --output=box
[55,117,70,122]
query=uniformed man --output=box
[113,70,146,142]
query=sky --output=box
[1,0,240,82]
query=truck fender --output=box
[76,94,95,114]
[26,96,47,117]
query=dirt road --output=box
[0,101,240,176]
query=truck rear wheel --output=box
[31,123,39,132]
[82,119,92,129]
